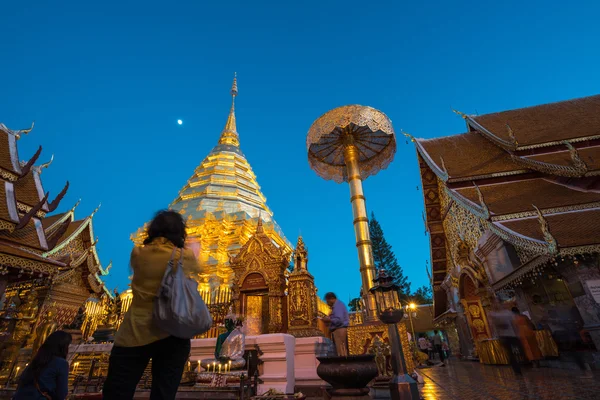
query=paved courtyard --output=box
[417,360,599,400]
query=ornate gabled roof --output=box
[413,94,600,296]
[167,76,288,244]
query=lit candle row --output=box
[206,360,233,374]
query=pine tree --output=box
[369,212,411,297]
[348,298,362,312]
[412,285,433,304]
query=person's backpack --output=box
[153,248,212,338]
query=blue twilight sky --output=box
[2,1,599,302]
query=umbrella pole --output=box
[343,144,378,322]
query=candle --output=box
[212,362,216,373]
[228,360,232,373]
[218,364,222,374]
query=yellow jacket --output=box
[114,237,203,347]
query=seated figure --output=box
[201,315,246,372]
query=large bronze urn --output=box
[316,355,378,399]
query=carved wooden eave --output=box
[15,192,49,230]
[460,113,519,151]
[492,255,551,291]
[445,186,490,221]
[44,215,93,257]
[46,181,69,212]
[18,145,42,178]
[45,217,72,251]
[413,139,449,182]
[509,150,588,178]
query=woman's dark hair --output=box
[19,330,72,384]
[143,210,187,248]
[324,292,337,300]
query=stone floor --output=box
[417,360,600,400]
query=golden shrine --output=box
[410,94,600,364]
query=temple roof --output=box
[495,208,600,249]
[453,178,600,218]
[470,94,600,149]
[167,76,289,243]
[0,122,109,289]
[413,94,600,293]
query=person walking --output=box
[102,210,204,400]
[417,334,429,356]
[432,330,445,363]
[512,307,542,367]
[490,307,523,375]
[13,330,72,400]
[321,292,349,357]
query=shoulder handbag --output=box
[34,379,52,400]
[153,248,213,339]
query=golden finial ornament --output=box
[219,74,240,146]
[91,203,102,217]
[70,199,81,213]
[452,109,468,119]
[231,72,238,97]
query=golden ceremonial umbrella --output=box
[306,105,397,320]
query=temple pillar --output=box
[293,336,329,387]
[287,237,323,338]
[255,334,295,395]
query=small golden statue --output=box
[368,336,391,377]
[32,303,58,356]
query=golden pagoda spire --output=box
[218,73,240,147]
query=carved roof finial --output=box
[70,199,81,213]
[401,130,416,143]
[40,154,54,171]
[472,182,490,220]
[90,203,102,217]
[14,121,35,140]
[563,140,588,174]
[533,205,558,255]
[452,109,468,119]
[506,123,518,146]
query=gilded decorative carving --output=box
[347,323,414,374]
[229,221,289,334]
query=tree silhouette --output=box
[369,212,411,298]
[412,285,433,304]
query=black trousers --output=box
[435,344,445,362]
[499,336,522,375]
[102,336,191,400]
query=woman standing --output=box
[13,330,72,400]
[102,210,203,400]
